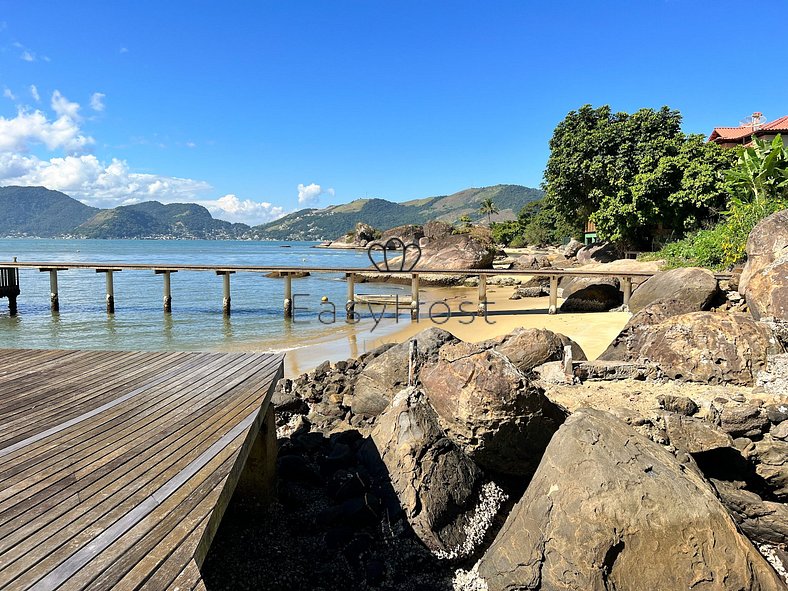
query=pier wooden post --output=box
[346,273,355,322]
[96,269,118,314]
[217,271,233,315]
[284,273,292,319]
[410,273,419,321]
[548,275,559,315]
[39,268,60,312]
[621,276,632,311]
[155,270,175,313]
[478,274,487,316]
[49,270,59,312]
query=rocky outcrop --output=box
[477,408,785,591]
[753,435,788,501]
[599,311,780,386]
[483,327,586,374]
[628,267,720,314]
[368,387,502,559]
[417,234,495,270]
[575,241,620,264]
[713,478,788,545]
[380,224,424,245]
[419,342,567,476]
[423,220,453,241]
[511,254,551,270]
[740,209,788,295]
[746,252,788,321]
[662,412,733,454]
[562,238,583,258]
[559,276,622,311]
[350,328,457,417]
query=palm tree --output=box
[458,214,473,229]
[479,197,499,225]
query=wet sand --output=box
[225,284,631,376]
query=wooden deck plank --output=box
[0,356,280,572]
[0,356,281,555]
[0,348,282,590]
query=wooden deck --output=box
[0,349,284,590]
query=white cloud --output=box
[0,152,212,208]
[297,182,334,206]
[185,141,196,148]
[120,47,128,54]
[198,194,285,225]
[30,85,40,102]
[51,90,81,121]
[89,92,106,112]
[3,88,15,101]
[21,50,35,62]
[0,88,287,224]
[0,108,93,153]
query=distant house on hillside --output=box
[708,112,788,148]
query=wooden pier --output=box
[0,260,732,318]
[0,267,20,315]
[0,348,283,590]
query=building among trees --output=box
[708,113,788,148]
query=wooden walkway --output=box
[0,349,284,590]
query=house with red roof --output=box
[708,112,788,148]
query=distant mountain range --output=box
[247,185,543,240]
[0,184,543,240]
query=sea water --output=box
[0,239,408,352]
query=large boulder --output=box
[745,252,788,321]
[559,276,622,312]
[380,224,424,245]
[740,209,788,295]
[418,234,495,270]
[575,241,621,264]
[512,254,551,270]
[483,328,586,374]
[599,311,780,386]
[367,387,498,559]
[562,238,584,258]
[419,342,567,476]
[628,267,720,314]
[477,408,785,591]
[423,220,454,241]
[350,328,457,417]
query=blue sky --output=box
[1,1,787,225]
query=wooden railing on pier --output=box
[1,260,732,318]
[0,266,19,314]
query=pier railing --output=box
[0,267,19,314]
[0,261,731,318]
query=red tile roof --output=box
[709,115,788,144]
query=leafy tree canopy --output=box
[544,104,735,246]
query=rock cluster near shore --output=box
[205,210,788,590]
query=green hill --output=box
[250,184,543,240]
[0,186,99,237]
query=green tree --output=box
[544,104,733,247]
[478,197,499,225]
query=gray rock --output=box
[576,241,621,264]
[483,327,586,374]
[572,360,660,381]
[509,285,544,299]
[772,421,788,440]
[367,387,495,559]
[712,478,788,546]
[562,238,584,258]
[351,328,457,417]
[600,311,780,386]
[628,267,720,314]
[420,341,567,476]
[662,412,733,454]
[657,394,699,416]
[559,276,622,312]
[739,209,788,296]
[720,403,770,438]
[476,408,785,591]
[752,435,788,500]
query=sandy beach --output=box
[227,283,631,376]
